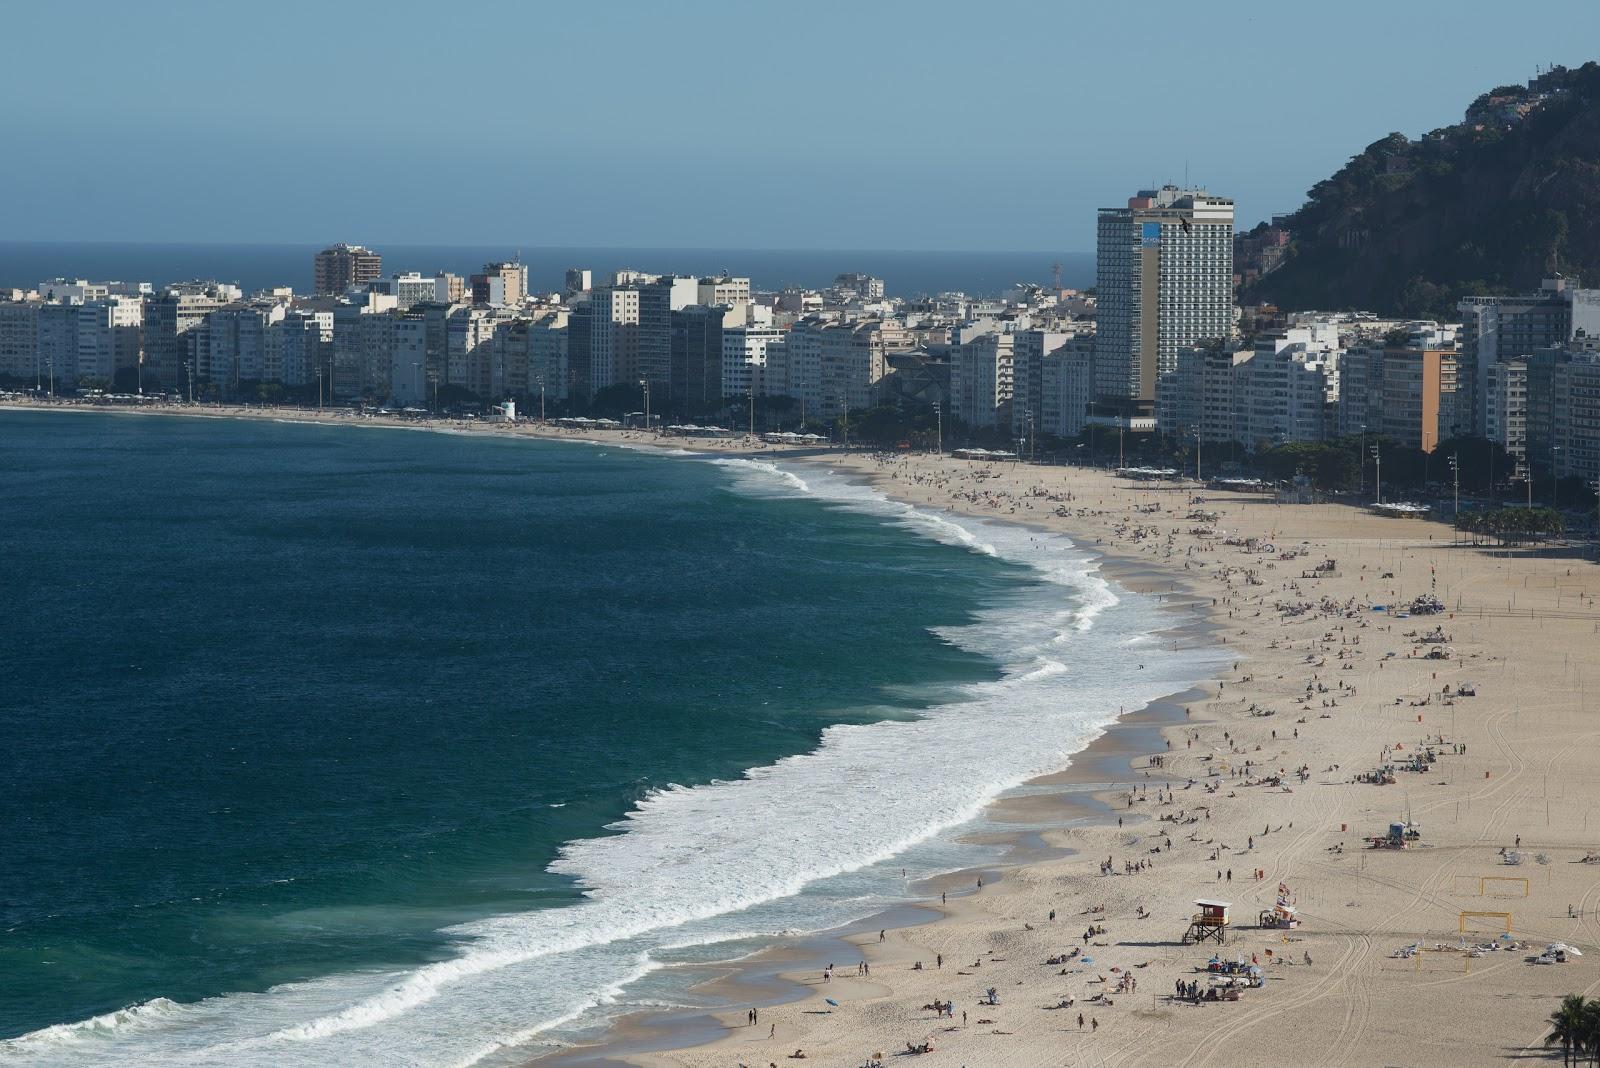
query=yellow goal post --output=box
[1459,910,1513,935]
[1452,876,1531,898]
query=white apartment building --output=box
[588,286,640,394]
[373,272,441,311]
[820,320,891,418]
[1093,186,1234,416]
[1483,358,1528,466]
[73,295,144,384]
[331,292,400,399]
[447,306,513,399]
[1040,338,1095,439]
[390,316,429,406]
[698,276,751,308]
[37,279,109,303]
[1011,329,1074,436]
[721,325,783,398]
[950,329,1015,430]
[528,309,569,403]
[266,308,330,387]
[1233,331,1341,448]
[205,302,286,386]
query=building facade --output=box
[1093,186,1234,417]
[313,244,382,296]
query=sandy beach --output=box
[12,399,1600,1067]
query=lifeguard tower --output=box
[1185,899,1231,945]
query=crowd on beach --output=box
[684,447,1600,1068]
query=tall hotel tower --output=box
[1092,186,1234,419]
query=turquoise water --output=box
[0,410,1214,1066]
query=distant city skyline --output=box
[4,1,1600,251]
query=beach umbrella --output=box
[825,998,839,1007]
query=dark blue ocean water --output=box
[0,242,1092,300]
[0,412,1025,1046]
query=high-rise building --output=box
[587,285,641,394]
[1380,347,1458,453]
[0,300,40,381]
[1012,329,1074,436]
[470,262,527,308]
[389,316,429,407]
[265,308,331,388]
[670,304,733,410]
[144,284,227,390]
[1457,279,1585,438]
[639,276,700,393]
[1551,351,1600,483]
[721,324,784,398]
[1040,338,1096,440]
[204,301,286,390]
[371,272,442,311]
[698,276,750,308]
[950,330,1015,431]
[1093,185,1234,418]
[564,268,593,297]
[313,244,382,296]
[833,273,886,301]
[528,309,569,405]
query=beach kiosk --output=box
[1185,899,1231,945]
[1259,902,1301,929]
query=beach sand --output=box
[13,400,1600,1067]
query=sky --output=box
[3,0,1600,252]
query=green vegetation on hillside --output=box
[1246,63,1600,318]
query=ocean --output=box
[0,410,1216,1067]
[0,242,1093,300]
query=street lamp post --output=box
[639,379,650,433]
[1193,429,1202,483]
[1357,425,1367,496]
[1552,444,1563,507]
[748,388,756,441]
[933,401,942,455]
[1449,453,1460,540]
[1370,442,1382,505]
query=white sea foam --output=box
[1,454,1222,1068]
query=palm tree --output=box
[1548,994,1589,1066]
[1584,998,1600,1066]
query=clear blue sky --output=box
[4,0,1598,252]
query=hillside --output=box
[1244,62,1600,318]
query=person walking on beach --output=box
[1077,1012,1084,1030]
